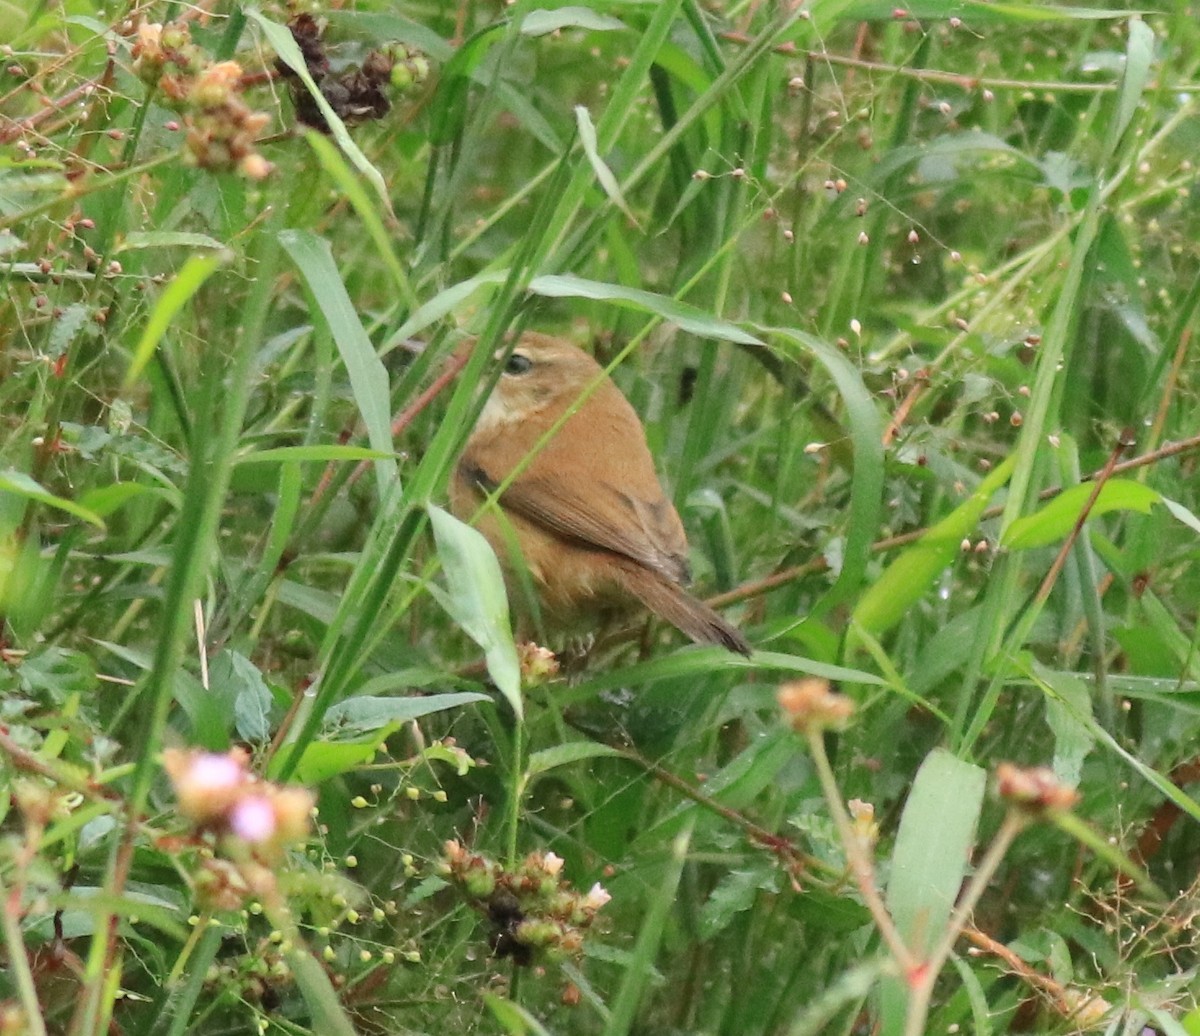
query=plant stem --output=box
[903,811,1026,1036]
[805,728,915,974]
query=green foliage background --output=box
[2,0,1200,1033]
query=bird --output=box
[450,332,751,656]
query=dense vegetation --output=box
[2,0,1199,1033]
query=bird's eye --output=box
[503,353,533,376]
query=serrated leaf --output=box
[210,650,273,743]
[1036,664,1095,787]
[47,302,89,358]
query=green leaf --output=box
[233,445,392,466]
[575,105,640,227]
[521,8,627,35]
[1161,496,1200,537]
[1036,664,1095,787]
[1001,479,1160,549]
[385,269,508,347]
[210,650,273,744]
[115,231,225,252]
[76,482,162,518]
[324,692,489,734]
[293,738,394,785]
[526,740,622,777]
[881,748,986,1031]
[484,995,555,1036]
[0,468,106,529]
[302,130,417,308]
[767,327,884,616]
[278,229,398,494]
[427,504,522,719]
[528,274,763,345]
[1113,19,1155,146]
[123,252,228,385]
[840,0,1131,21]
[853,455,1015,636]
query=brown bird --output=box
[450,332,750,655]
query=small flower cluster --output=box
[518,641,560,686]
[279,14,430,133]
[163,747,313,859]
[995,762,1080,816]
[441,841,610,966]
[130,20,272,178]
[777,678,855,734]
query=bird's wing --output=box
[460,459,690,585]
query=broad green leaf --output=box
[854,455,1015,636]
[1035,664,1095,787]
[881,748,986,1033]
[0,468,105,529]
[292,738,394,785]
[1001,479,1160,549]
[76,482,163,518]
[485,995,555,1036]
[528,274,762,345]
[526,741,622,777]
[210,649,273,744]
[324,692,490,734]
[428,504,522,719]
[521,8,627,35]
[124,251,228,385]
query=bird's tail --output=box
[616,561,752,656]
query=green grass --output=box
[2,0,1200,1033]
